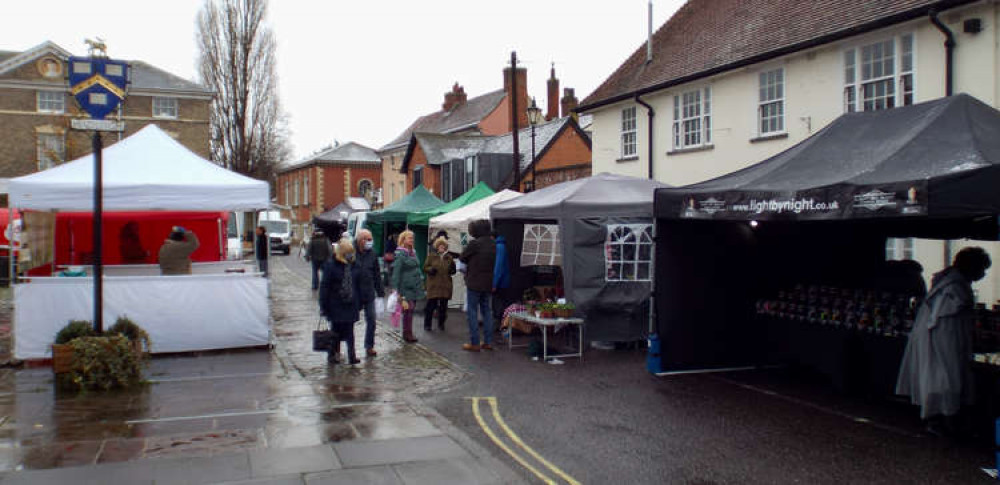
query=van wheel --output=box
[283,248,290,255]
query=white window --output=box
[304,174,309,205]
[37,133,65,170]
[359,179,372,198]
[605,224,654,282]
[885,237,914,261]
[37,91,65,113]
[672,87,712,149]
[621,106,637,158]
[294,178,300,206]
[520,224,561,266]
[844,34,913,112]
[758,69,784,135]
[152,97,178,118]
[284,180,290,206]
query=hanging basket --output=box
[51,344,74,374]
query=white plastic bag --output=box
[374,296,387,318]
[386,291,399,314]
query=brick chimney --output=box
[503,66,529,132]
[561,87,579,121]
[546,64,559,121]
[442,83,467,111]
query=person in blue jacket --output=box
[492,230,512,321]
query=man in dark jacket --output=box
[354,229,385,356]
[459,219,496,351]
[255,225,269,276]
[307,229,331,290]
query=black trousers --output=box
[424,298,449,329]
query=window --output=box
[885,237,914,261]
[672,87,712,149]
[37,133,65,170]
[441,163,452,201]
[413,166,423,188]
[621,106,637,158]
[153,97,178,118]
[758,69,784,135]
[284,180,290,206]
[520,224,561,266]
[844,34,913,112]
[605,224,654,282]
[359,179,372,198]
[304,174,309,205]
[293,178,300,206]
[37,91,65,113]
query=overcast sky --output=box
[3,0,684,160]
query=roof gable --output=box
[381,89,506,151]
[279,141,380,173]
[580,0,975,111]
[0,41,71,78]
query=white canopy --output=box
[431,189,522,232]
[8,125,269,211]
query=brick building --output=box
[275,142,381,238]
[0,41,212,185]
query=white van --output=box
[345,211,369,240]
[226,211,244,260]
[258,210,292,255]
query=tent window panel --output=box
[520,224,561,266]
[605,223,653,282]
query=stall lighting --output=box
[749,220,759,228]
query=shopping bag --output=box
[390,304,402,328]
[312,317,338,351]
[374,297,387,319]
[386,291,399,314]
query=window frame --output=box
[358,179,372,199]
[605,224,654,282]
[304,173,310,206]
[757,68,785,136]
[620,106,637,158]
[36,91,65,113]
[844,33,914,113]
[413,165,424,189]
[152,97,179,119]
[885,237,914,261]
[672,87,712,150]
[37,132,65,170]
[520,224,561,266]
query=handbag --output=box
[374,296,387,319]
[386,291,399,314]
[312,316,339,352]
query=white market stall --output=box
[429,189,522,307]
[8,125,271,360]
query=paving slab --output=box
[0,460,154,485]
[332,435,466,468]
[218,474,305,485]
[392,458,502,485]
[248,444,340,477]
[304,465,403,485]
[149,452,252,485]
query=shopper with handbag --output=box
[319,238,362,365]
[390,230,424,343]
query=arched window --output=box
[605,224,653,282]
[358,179,373,198]
[521,224,561,266]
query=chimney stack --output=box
[442,83,467,111]
[546,64,559,120]
[503,66,529,132]
[561,88,579,121]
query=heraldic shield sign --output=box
[68,56,128,120]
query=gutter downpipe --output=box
[929,9,955,266]
[635,94,655,180]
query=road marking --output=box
[125,409,278,424]
[468,396,581,485]
[146,372,273,383]
[469,397,557,485]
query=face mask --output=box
[364,241,374,251]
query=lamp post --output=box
[526,97,543,192]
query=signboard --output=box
[70,119,124,132]
[68,56,128,120]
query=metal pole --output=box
[93,131,103,334]
[510,51,520,192]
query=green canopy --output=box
[406,181,495,226]
[367,185,444,260]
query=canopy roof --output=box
[491,172,670,220]
[655,94,1000,221]
[407,181,494,226]
[366,185,443,225]
[430,189,522,230]
[9,125,269,211]
[314,197,370,223]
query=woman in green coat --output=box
[390,230,424,342]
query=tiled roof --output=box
[279,141,380,172]
[128,60,211,95]
[579,0,976,111]
[380,89,506,152]
[0,51,18,63]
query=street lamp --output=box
[526,97,543,192]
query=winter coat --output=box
[895,267,975,418]
[255,233,268,260]
[319,259,361,323]
[354,245,384,303]
[492,235,510,290]
[391,247,425,301]
[158,231,200,275]
[460,220,495,293]
[307,236,331,263]
[423,251,456,300]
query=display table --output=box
[506,312,584,361]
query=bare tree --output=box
[196,0,290,180]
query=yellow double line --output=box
[468,396,581,485]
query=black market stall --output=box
[490,173,670,342]
[652,94,1000,398]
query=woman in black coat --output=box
[319,238,362,365]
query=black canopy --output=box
[656,94,1000,222]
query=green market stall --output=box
[367,185,443,263]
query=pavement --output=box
[0,257,525,484]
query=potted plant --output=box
[64,335,144,391]
[539,303,555,319]
[107,315,152,358]
[52,320,95,374]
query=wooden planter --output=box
[51,344,74,374]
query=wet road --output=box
[287,252,995,484]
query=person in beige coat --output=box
[422,236,456,332]
[158,226,200,275]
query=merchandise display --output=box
[756,284,916,337]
